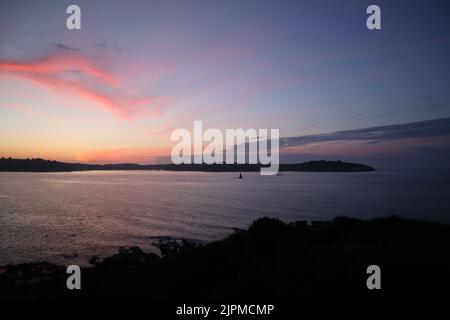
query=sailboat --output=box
[239,173,242,179]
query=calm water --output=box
[1,170,449,266]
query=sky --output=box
[0,0,450,169]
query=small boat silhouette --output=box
[239,173,242,179]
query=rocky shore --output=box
[1,216,450,300]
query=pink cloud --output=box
[0,54,117,86]
[0,53,167,119]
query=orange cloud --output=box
[0,53,167,119]
[76,146,170,164]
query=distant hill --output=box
[0,158,375,172]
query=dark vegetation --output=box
[0,158,375,172]
[1,216,449,300]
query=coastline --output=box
[2,216,450,300]
[0,158,376,173]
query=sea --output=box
[1,170,449,266]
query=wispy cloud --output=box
[281,117,450,148]
[52,43,80,52]
[0,52,166,119]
